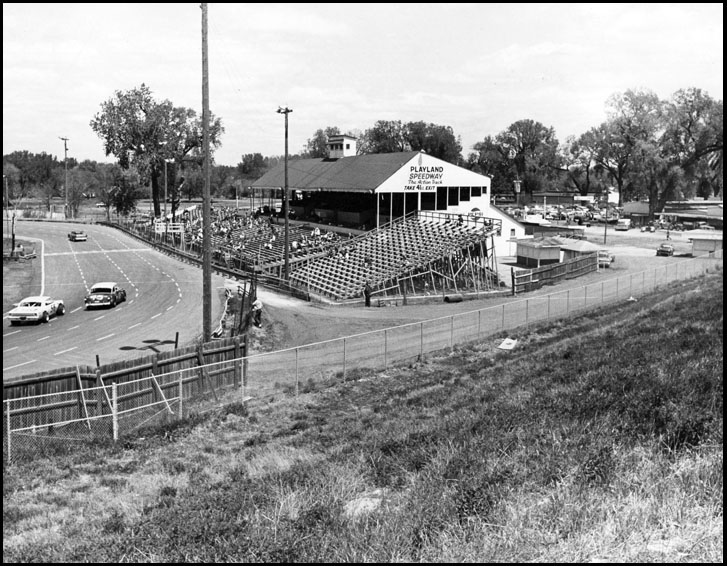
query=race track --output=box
[3,222,228,380]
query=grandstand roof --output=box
[249,151,420,193]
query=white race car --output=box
[8,296,66,325]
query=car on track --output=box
[8,296,66,325]
[84,282,127,309]
[68,230,88,241]
[656,243,675,257]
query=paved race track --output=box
[3,222,228,380]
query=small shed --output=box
[516,236,565,267]
[559,239,602,261]
[687,231,723,256]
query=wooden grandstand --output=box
[288,211,503,302]
[183,207,503,303]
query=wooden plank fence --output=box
[511,253,598,295]
[3,335,246,434]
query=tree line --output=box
[3,84,722,222]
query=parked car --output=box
[68,230,88,242]
[656,243,675,257]
[615,218,632,231]
[598,250,615,268]
[8,296,66,325]
[84,282,127,309]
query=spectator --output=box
[251,297,263,327]
[363,282,372,307]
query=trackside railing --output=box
[3,250,722,465]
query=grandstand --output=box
[177,206,503,303]
[288,211,502,301]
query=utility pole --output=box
[201,2,212,342]
[277,106,292,280]
[59,136,69,218]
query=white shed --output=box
[687,231,723,256]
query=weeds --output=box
[3,272,723,563]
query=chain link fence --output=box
[4,250,722,466]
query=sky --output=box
[3,3,723,168]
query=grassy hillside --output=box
[3,270,723,562]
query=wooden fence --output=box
[511,253,598,295]
[3,336,246,432]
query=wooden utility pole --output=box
[277,106,292,280]
[201,2,211,342]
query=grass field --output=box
[3,266,722,562]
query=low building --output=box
[687,230,723,256]
[559,239,602,261]
[515,236,564,268]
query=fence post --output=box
[601,281,604,303]
[295,348,299,397]
[112,383,118,442]
[629,273,632,298]
[547,294,551,320]
[384,329,388,369]
[501,304,505,329]
[478,310,481,338]
[242,338,248,404]
[178,372,184,419]
[525,299,529,328]
[5,401,11,467]
[95,368,103,417]
[567,290,570,314]
[343,338,347,381]
[233,337,241,388]
[450,316,454,351]
[420,322,424,359]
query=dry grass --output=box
[3,270,723,563]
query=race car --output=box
[84,281,127,309]
[68,230,88,242]
[8,296,66,325]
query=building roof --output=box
[517,236,567,248]
[249,151,420,192]
[686,230,723,241]
[559,239,602,253]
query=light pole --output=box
[3,174,8,237]
[59,137,69,218]
[277,106,292,280]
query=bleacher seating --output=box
[288,213,499,300]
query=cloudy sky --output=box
[3,3,723,167]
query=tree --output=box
[358,120,463,164]
[110,167,143,217]
[406,121,463,164]
[467,135,513,198]
[595,89,662,206]
[303,127,341,158]
[90,84,224,218]
[661,88,723,198]
[359,120,409,154]
[560,132,609,197]
[2,151,64,209]
[495,119,562,197]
